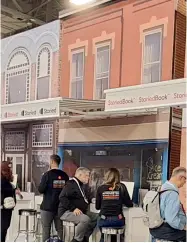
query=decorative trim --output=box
[92,31,115,54]
[5,48,31,104]
[68,39,88,61]
[139,16,168,43]
[36,44,52,100]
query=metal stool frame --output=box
[62,221,76,242]
[14,209,37,242]
[102,227,125,242]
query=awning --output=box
[1,97,105,123]
[104,78,187,112]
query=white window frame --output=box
[94,41,111,100]
[5,49,31,104]
[70,48,85,99]
[32,124,53,148]
[141,28,163,84]
[5,131,25,151]
[36,45,52,100]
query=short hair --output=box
[171,167,186,177]
[75,167,90,177]
[50,154,61,166]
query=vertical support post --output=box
[58,146,64,170]
[162,146,169,183]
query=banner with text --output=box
[1,99,60,122]
[105,79,187,112]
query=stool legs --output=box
[117,234,120,242]
[26,215,29,242]
[14,215,21,242]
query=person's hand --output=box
[73,208,82,216]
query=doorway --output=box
[5,154,25,190]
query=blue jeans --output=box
[97,216,125,242]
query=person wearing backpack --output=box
[143,166,186,242]
[96,168,133,242]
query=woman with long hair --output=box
[1,161,16,242]
[96,168,133,242]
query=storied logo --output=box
[39,108,44,115]
[39,108,57,115]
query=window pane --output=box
[38,51,49,77]
[96,45,110,76]
[71,51,84,99]
[76,80,83,99]
[72,52,84,78]
[71,82,77,99]
[144,32,161,64]
[16,157,23,190]
[95,79,102,99]
[143,63,160,83]
[102,77,109,98]
[9,74,26,103]
[37,76,49,100]
[32,124,53,147]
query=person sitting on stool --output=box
[58,167,98,242]
[96,168,133,242]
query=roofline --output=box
[59,0,114,19]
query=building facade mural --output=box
[58,0,186,203]
[1,20,60,193]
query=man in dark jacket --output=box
[58,167,98,242]
[38,154,69,241]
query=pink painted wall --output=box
[60,0,175,98]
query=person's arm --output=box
[164,192,186,230]
[121,184,133,207]
[96,187,102,210]
[59,183,76,212]
[38,173,48,194]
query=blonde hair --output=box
[171,167,186,177]
[104,168,120,190]
[75,167,90,177]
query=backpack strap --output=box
[159,189,179,195]
[151,189,178,203]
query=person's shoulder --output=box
[98,184,108,191]
[65,179,75,186]
[119,183,127,190]
[59,170,69,178]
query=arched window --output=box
[6,49,30,104]
[36,45,52,100]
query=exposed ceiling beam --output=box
[27,0,52,15]
[1,5,45,25]
[11,0,24,12]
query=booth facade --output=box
[58,78,186,204]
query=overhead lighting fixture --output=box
[70,0,95,5]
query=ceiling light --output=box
[70,0,95,5]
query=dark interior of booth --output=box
[63,143,168,204]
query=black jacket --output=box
[38,169,69,212]
[58,177,90,217]
[1,177,16,209]
[96,183,133,216]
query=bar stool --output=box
[102,227,125,242]
[14,209,37,242]
[62,221,76,242]
[35,212,42,242]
